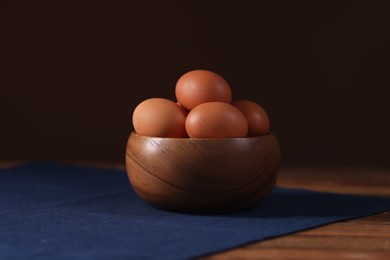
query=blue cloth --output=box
[1,162,389,260]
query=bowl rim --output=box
[129,131,275,141]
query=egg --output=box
[186,102,248,138]
[233,100,270,136]
[132,98,187,138]
[176,102,188,114]
[175,70,232,111]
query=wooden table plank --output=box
[205,248,389,260]
[203,166,390,259]
[277,166,390,197]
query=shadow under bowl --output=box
[125,132,280,213]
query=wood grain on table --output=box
[1,162,389,259]
[204,166,390,259]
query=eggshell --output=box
[176,102,189,114]
[175,70,232,111]
[132,98,187,138]
[233,100,270,136]
[186,102,248,138]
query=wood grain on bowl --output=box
[125,132,280,213]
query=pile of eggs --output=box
[132,70,270,138]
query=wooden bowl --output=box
[125,132,280,213]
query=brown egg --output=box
[176,102,190,138]
[186,102,248,138]
[176,102,189,114]
[132,98,187,138]
[233,100,270,136]
[175,70,232,111]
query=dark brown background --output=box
[1,0,389,166]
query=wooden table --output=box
[2,162,389,259]
[204,166,390,259]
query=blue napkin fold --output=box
[1,162,389,259]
